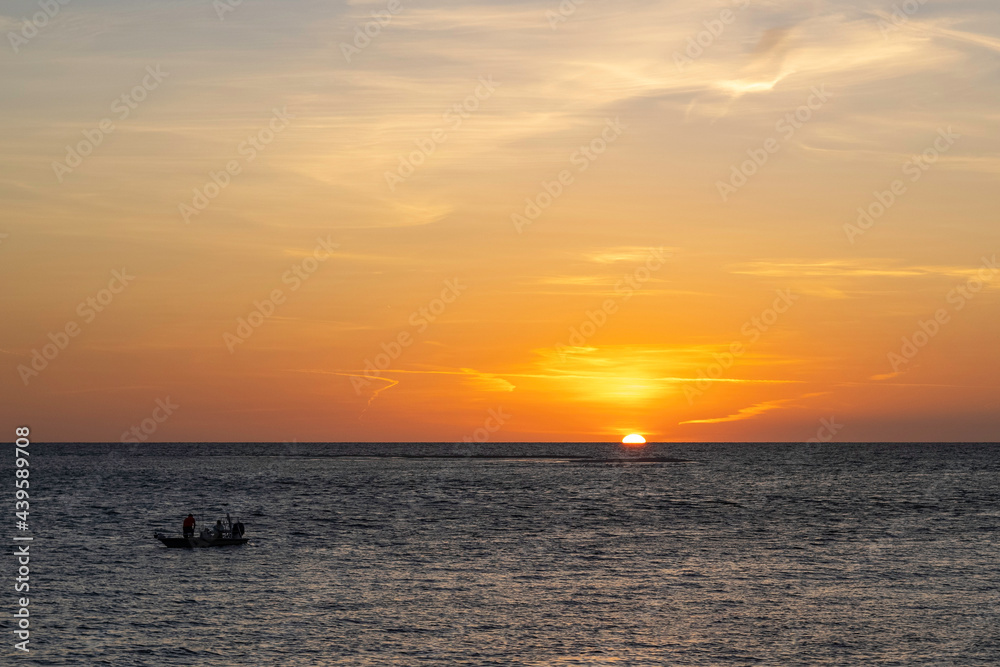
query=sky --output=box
[1,0,998,443]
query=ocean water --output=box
[5,442,999,666]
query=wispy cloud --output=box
[731,259,1000,285]
[679,392,827,425]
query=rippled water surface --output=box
[6,442,1000,665]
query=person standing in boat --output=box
[183,514,196,538]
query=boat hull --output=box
[154,533,249,548]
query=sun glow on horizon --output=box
[622,434,646,445]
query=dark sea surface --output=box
[5,442,999,666]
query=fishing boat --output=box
[154,516,248,548]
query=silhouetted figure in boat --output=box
[183,514,196,538]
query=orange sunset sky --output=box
[2,0,998,443]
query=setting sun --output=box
[622,434,646,445]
